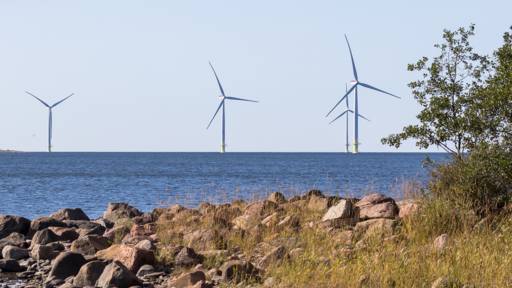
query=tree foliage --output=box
[381,24,492,158]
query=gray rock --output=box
[175,247,201,267]
[103,203,142,223]
[31,229,61,246]
[90,217,114,229]
[322,200,353,221]
[221,260,255,284]
[70,235,110,255]
[74,260,106,287]
[135,239,156,251]
[135,264,154,277]
[48,252,87,280]
[167,271,206,288]
[31,244,54,260]
[268,192,287,204]
[49,208,90,221]
[257,246,287,270]
[2,245,29,260]
[0,259,22,272]
[95,260,142,288]
[0,216,31,239]
[27,217,67,238]
[0,232,27,255]
[355,194,399,220]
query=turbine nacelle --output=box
[219,95,224,100]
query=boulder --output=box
[0,216,31,239]
[135,264,154,277]
[49,227,80,242]
[276,216,300,229]
[130,224,153,236]
[167,271,206,288]
[103,226,130,242]
[353,218,396,242]
[322,200,353,221]
[135,239,156,251]
[244,200,278,217]
[50,208,90,221]
[434,234,449,252]
[113,244,155,273]
[95,244,121,260]
[2,245,29,260]
[175,246,201,267]
[0,259,22,272]
[268,192,287,204]
[74,260,106,287]
[184,229,223,251]
[65,220,106,235]
[200,214,229,229]
[0,232,26,252]
[355,194,399,220]
[257,246,287,270]
[91,217,114,229]
[121,234,152,245]
[194,202,212,215]
[131,215,153,225]
[221,260,256,284]
[27,217,67,238]
[152,205,186,222]
[232,215,257,230]
[304,189,324,198]
[70,235,110,255]
[215,207,242,222]
[31,228,61,246]
[103,203,142,223]
[95,260,142,288]
[399,203,421,219]
[48,252,87,280]
[308,196,334,211]
[30,244,54,260]
[172,210,202,224]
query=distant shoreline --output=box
[0,150,26,153]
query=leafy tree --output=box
[381,24,491,158]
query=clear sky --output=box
[1,1,511,152]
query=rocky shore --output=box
[0,191,427,288]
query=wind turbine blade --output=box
[209,62,226,96]
[207,99,225,129]
[345,83,349,109]
[224,97,258,103]
[25,91,50,107]
[358,114,371,122]
[359,83,400,99]
[345,35,358,81]
[51,93,74,108]
[329,110,350,124]
[326,84,357,117]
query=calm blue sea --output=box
[0,152,448,220]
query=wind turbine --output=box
[329,83,371,153]
[327,35,400,153]
[25,91,74,152]
[206,62,258,153]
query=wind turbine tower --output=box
[206,62,258,153]
[329,83,371,153]
[26,92,74,152]
[327,35,400,153]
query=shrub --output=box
[428,143,512,213]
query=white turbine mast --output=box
[327,35,400,153]
[25,91,75,152]
[329,83,370,153]
[206,62,258,153]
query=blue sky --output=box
[1,1,511,152]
